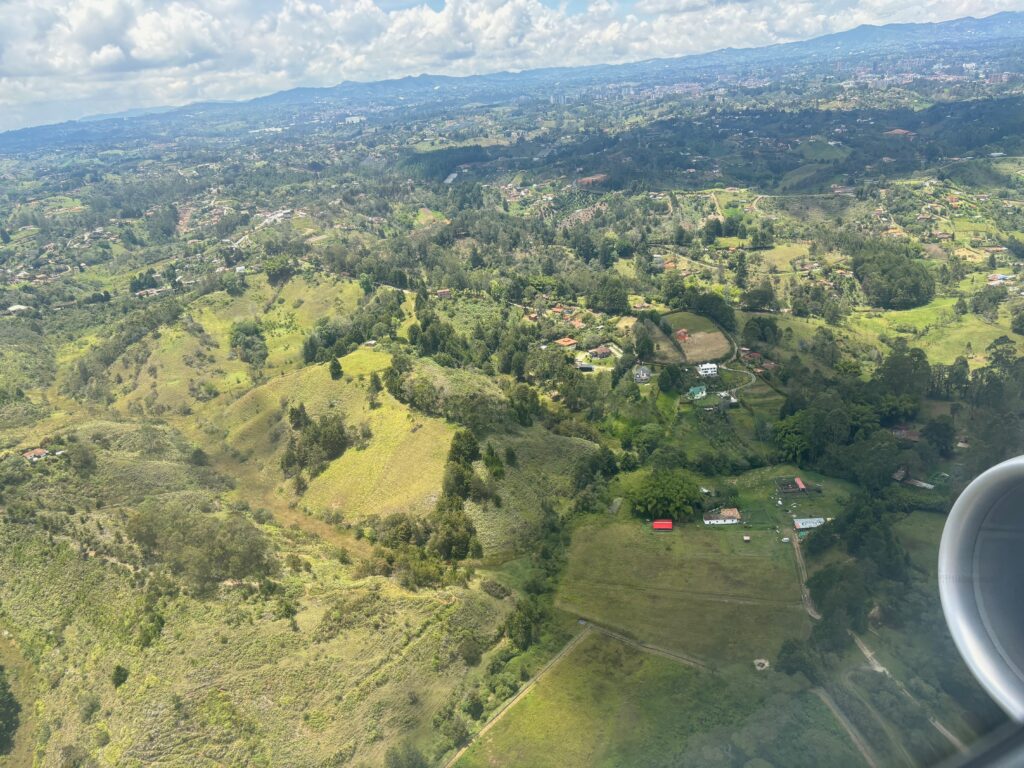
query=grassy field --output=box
[456,632,864,768]
[436,294,505,336]
[0,414,511,766]
[112,275,363,415]
[893,511,946,582]
[664,311,720,334]
[848,300,1024,365]
[758,241,812,271]
[214,347,454,523]
[641,319,685,365]
[800,139,851,162]
[0,624,38,768]
[663,311,732,361]
[556,517,809,665]
[731,464,857,532]
[468,426,598,557]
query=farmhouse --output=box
[793,518,825,531]
[777,476,815,494]
[891,426,921,443]
[633,365,652,384]
[652,519,673,531]
[589,345,612,359]
[674,329,690,342]
[703,507,742,526]
[22,448,49,462]
[688,385,707,401]
[436,288,452,299]
[697,363,718,377]
[553,337,578,350]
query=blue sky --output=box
[0,0,1021,131]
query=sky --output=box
[0,0,1021,131]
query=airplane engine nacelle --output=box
[940,456,1024,722]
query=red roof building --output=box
[652,519,673,531]
[794,477,806,491]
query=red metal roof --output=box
[652,519,673,531]
[794,477,806,491]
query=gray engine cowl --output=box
[940,456,1024,722]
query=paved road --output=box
[719,364,757,396]
[813,687,880,768]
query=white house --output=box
[703,508,742,526]
[697,363,718,378]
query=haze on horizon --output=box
[0,0,1022,133]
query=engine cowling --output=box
[940,456,1024,722]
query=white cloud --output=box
[0,0,1020,131]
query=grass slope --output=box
[556,518,809,664]
[457,632,862,768]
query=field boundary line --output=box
[581,619,710,670]
[443,626,592,768]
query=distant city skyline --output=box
[0,0,1021,132]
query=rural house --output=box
[703,507,742,525]
[634,365,652,384]
[697,363,718,377]
[554,337,578,351]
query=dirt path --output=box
[813,687,879,768]
[581,619,710,670]
[445,617,711,767]
[444,627,593,768]
[790,536,822,620]
[850,632,967,753]
[580,577,804,609]
[842,669,917,767]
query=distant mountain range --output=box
[4,10,1023,152]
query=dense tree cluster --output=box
[302,289,406,363]
[629,470,703,521]
[280,404,350,482]
[128,502,276,594]
[229,320,269,369]
[833,234,935,309]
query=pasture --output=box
[641,319,685,365]
[456,632,863,768]
[663,311,732,361]
[215,347,454,522]
[556,518,809,664]
[468,426,598,557]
